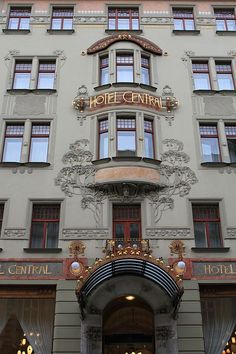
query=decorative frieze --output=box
[146,228,193,239]
[3,229,27,239]
[226,228,236,239]
[62,228,109,240]
[141,17,172,25]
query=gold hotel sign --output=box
[73,90,179,113]
[0,261,63,278]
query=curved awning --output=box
[76,255,184,315]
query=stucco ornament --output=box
[56,139,197,225]
[148,139,198,223]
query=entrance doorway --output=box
[103,296,155,354]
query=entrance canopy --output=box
[76,252,184,317]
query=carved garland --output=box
[87,33,163,55]
[55,139,198,225]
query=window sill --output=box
[105,29,143,34]
[0,162,51,168]
[94,84,112,92]
[113,156,142,162]
[201,162,228,168]
[139,83,157,92]
[92,158,111,165]
[7,89,57,94]
[47,29,75,34]
[112,82,139,88]
[216,30,236,36]
[216,89,236,95]
[24,248,62,253]
[193,89,216,95]
[191,247,230,253]
[2,29,30,34]
[172,29,200,35]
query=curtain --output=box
[201,297,236,354]
[0,298,55,354]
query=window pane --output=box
[208,222,221,247]
[227,139,236,162]
[174,19,184,30]
[3,138,22,162]
[117,66,133,82]
[8,18,19,29]
[141,67,150,85]
[117,131,136,156]
[185,19,195,30]
[30,137,49,162]
[217,74,234,90]
[227,20,236,31]
[46,222,59,248]
[201,137,220,162]
[19,18,30,29]
[108,18,115,29]
[101,67,109,85]
[51,19,62,29]
[216,20,226,31]
[130,223,139,240]
[144,132,154,158]
[117,18,129,29]
[38,73,54,89]
[99,132,108,159]
[193,73,210,90]
[194,222,207,247]
[13,73,30,89]
[31,223,44,248]
[63,19,73,29]
[115,224,124,241]
[131,19,139,29]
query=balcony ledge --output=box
[216,30,236,36]
[172,29,200,35]
[47,29,75,34]
[2,29,30,34]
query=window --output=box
[192,204,222,248]
[2,124,24,162]
[29,124,50,162]
[8,7,31,30]
[200,124,221,162]
[0,204,4,233]
[216,61,235,90]
[192,61,211,90]
[116,54,134,82]
[144,119,154,158]
[13,61,32,89]
[214,8,236,31]
[225,124,236,162]
[30,204,60,248]
[173,8,195,30]
[2,122,50,163]
[98,119,109,159]
[117,118,136,156]
[51,7,74,30]
[113,205,141,247]
[37,61,56,89]
[108,8,139,30]
[100,55,109,85]
[141,55,150,85]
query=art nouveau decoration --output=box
[55,139,197,225]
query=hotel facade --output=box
[0,0,236,353]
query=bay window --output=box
[199,124,221,162]
[30,204,60,248]
[99,119,109,159]
[116,54,134,82]
[144,119,154,158]
[192,204,222,248]
[117,118,136,156]
[141,55,150,85]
